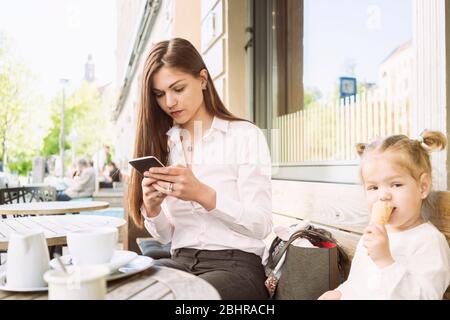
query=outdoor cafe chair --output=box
[0,186,58,263]
[0,186,57,209]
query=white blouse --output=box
[337,222,450,299]
[141,117,273,263]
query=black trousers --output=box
[153,248,269,300]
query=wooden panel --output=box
[273,182,450,248]
[272,180,368,233]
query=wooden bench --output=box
[269,190,450,300]
[122,174,450,299]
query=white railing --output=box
[272,91,411,163]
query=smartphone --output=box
[128,156,165,176]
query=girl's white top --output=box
[338,222,450,299]
[141,116,273,263]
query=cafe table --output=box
[0,200,109,216]
[0,215,126,251]
[0,265,221,300]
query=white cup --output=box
[67,227,118,266]
[6,231,50,288]
[44,265,109,300]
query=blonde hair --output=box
[356,130,447,219]
[356,130,447,181]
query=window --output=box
[254,0,413,183]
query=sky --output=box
[0,0,117,100]
[0,0,412,101]
[303,0,412,97]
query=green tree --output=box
[304,87,323,109]
[42,81,115,169]
[0,32,51,173]
[42,113,70,156]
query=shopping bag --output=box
[265,225,348,300]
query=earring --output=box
[202,84,207,90]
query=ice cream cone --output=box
[370,201,393,225]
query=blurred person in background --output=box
[99,161,121,188]
[56,158,95,201]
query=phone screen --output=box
[128,156,164,175]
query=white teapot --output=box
[6,231,50,288]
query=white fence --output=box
[272,91,411,163]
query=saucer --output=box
[108,255,154,281]
[50,254,154,281]
[0,272,48,292]
[49,250,138,274]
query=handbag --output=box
[265,225,348,300]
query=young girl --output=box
[128,38,272,299]
[319,130,450,300]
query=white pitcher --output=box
[6,231,50,288]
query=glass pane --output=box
[270,0,413,164]
[271,0,303,119]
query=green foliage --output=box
[42,117,61,156]
[304,87,323,109]
[1,31,115,176]
[41,113,71,156]
[0,31,52,174]
[7,157,32,176]
[42,81,115,164]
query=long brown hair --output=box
[129,38,246,228]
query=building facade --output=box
[114,0,450,232]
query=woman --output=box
[128,38,272,299]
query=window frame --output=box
[253,0,360,184]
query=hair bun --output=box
[420,130,447,152]
[355,143,368,157]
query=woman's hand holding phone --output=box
[129,156,167,217]
[147,164,216,211]
[141,174,167,217]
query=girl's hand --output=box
[318,290,342,300]
[363,224,395,268]
[141,173,166,217]
[148,164,216,211]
